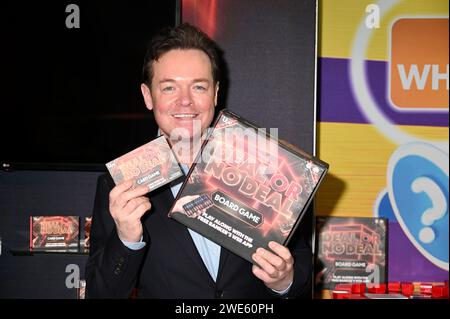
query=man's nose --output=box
[178,87,193,106]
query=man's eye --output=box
[193,85,207,91]
[162,86,175,93]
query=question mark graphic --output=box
[411,177,448,244]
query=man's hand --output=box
[109,180,151,243]
[252,241,294,292]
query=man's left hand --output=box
[251,241,294,292]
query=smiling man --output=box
[85,23,313,299]
[141,48,218,165]
[142,49,218,141]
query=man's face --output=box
[141,49,218,140]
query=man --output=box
[86,23,312,298]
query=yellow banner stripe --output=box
[316,121,449,217]
[319,0,449,61]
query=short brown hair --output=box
[142,23,220,86]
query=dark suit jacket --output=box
[86,173,313,299]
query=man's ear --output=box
[214,82,220,107]
[141,83,153,111]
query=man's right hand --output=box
[109,180,151,243]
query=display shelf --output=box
[9,248,89,256]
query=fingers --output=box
[108,180,149,221]
[268,241,294,265]
[252,265,277,284]
[252,247,285,275]
[123,196,149,212]
[109,179,133,201]
[252,241,294,291]
[110,182,149,209]
[252,251,280,279]
[251,241,294,287]
[108,180,152,243]
[111,196,148,221]
[129,199,152,220]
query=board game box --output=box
[77,280,86,299]
[106,135,183,191]
[84,216,92,250]
[315,216,388,291]
[168,110,329,263]
[30,216,80,250]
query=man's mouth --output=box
[172,114,198,119]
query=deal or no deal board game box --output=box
[168,110,329,263]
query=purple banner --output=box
[319,57,448,127]
[388,221,448,282]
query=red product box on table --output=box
[315,216,388,291]
[30,216,79,250]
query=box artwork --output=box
[315,216,388,291]
[30,216,80,250]
[168,110,329,263]
[106,135,183,191]
[77,280,86,299]
[84,216,92,249]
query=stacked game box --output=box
[315,216,388,294]
[84,216,92,250]
[168,110,329,263]
[77,280,86,299]
[30,216,80,250]
[106,135,183,191]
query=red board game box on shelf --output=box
[168,110,329,263]
[84,216,92,250]
[30,216,80,250]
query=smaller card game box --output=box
[30,216,80,250]
[106,135,183,191]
